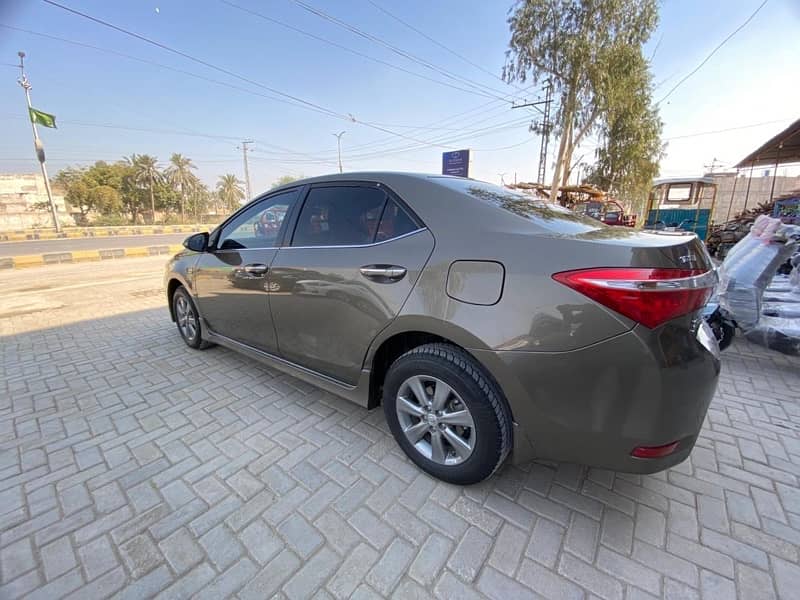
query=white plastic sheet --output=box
[717,218,800,354]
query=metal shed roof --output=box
[735,118,800,168]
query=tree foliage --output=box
[217,174,245,212]
[271,174,303,189]
[53,162,127,223]
[53,153,221,225]
[166,153,199,221]
[585,46,663,214]
[126,154,163,224]
[503,0,661,201]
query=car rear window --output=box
[434,178,605,235]
[375,199,420,242]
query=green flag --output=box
[29,107,57,129]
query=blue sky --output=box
[1,0,798,194]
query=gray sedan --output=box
[165,172,720,484]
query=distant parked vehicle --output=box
[574,199,637,227]
[645,177,718,241]
[165,173,720,484]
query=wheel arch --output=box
[166,276,190,322]
[365,318,514,423]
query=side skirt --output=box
[205,330,373,409]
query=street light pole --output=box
[333,131,345,173]
[17,51,61,232]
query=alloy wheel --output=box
[395,375,476,465]
[175,294,198,342]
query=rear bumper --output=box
[473,320,720,473]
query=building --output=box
[710,171,800,223]
[0,173,74,230]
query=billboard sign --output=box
[442,149,470,177]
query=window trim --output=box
[210,185,307,252]
[287,180,425,249]
[284,226,427,250]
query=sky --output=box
[0,0,798,196]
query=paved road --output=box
[1,257,799,599]
[0,233,191,256]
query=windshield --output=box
[435,178,605,234]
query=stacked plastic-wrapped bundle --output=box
[718,216,800,354]
[762,252,800,318]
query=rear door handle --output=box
[243,263,268,277]
[359,265,407,281]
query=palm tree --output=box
[126,154,163,224]
[216,174,245,213]
[166,153,198,223]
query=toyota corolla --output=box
[165,173,720,484]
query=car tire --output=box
[172,286,212,350]
[717,321,735,351]
[382,343,512,485]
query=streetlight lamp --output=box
[333,131,345,173]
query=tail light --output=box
[552,268,716,329]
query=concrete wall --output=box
[710,172,800,223]
[0,173,74,230]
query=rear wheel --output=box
[172,286,211,350]
[383,343,512,484]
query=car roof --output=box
[268,171,462,194]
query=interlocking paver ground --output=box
[1,256,799,599]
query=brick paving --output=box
[1,256,799,599]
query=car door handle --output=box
[359,265,407,281]
[243,263,269,277]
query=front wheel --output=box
[382,343,512,485]
[172,286,211,350]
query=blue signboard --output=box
[442,149,470,177]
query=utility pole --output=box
[704,157,723,175]
[238,140,253,200]
[333,131,346,173]
[17,51,61,232]
[536,81,553,185]
[511,79,553,184]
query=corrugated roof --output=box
[735,118,800,168]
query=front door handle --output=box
[359,265,407,281]
[243,263,268,277]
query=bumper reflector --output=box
[631,441,680,459]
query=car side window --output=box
[375,199,420,242]
[217,189,299,250]
[292,186,387,247]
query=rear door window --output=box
[291,185,387,247]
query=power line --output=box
[4,23,537,163]
[41,1,342,118]
[664,118,792,141]
[657,0,770,105]
[40,0,470,151]
[220,0,502,101]
[289,0,516,102]
[272,115,537,163]
[363,0,523,92]
[345,102,516,154]
[1,24,344,161]
[0,25,313,148]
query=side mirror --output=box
[183,232,209,252]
